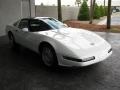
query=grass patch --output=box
[110,28,120,33]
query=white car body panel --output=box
[6,18,112,67]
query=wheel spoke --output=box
[42,47,54,66]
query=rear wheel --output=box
[8,33,16,48]
[41,44,58,67]
[8,32,20,50]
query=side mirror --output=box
[22,28,28,32]
[63,24,68,27]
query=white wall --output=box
[0,0,35,36]
[35,6,79,21]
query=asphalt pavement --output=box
[0,32,120,90]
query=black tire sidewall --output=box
[8,33,18,49]
[41,44,58,67]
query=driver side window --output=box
[29,19,51,32]
[18,19,28,29]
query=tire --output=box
[41,44,58,67]
[8,33,17,49]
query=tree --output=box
[89,0,93,24]
[107,0,111,29]
[93,3,100,19]
[78,0,89,21]
[57,0,62,21]
[104,0,107,16]
[89,0,96,24]
[104,0,105,8]
[99,5,105,17]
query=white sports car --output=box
[6,17,112,67]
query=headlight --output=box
[63,56,83,62]
[82,56,95,62]
[63,56,95,62]
[108,48,112,53]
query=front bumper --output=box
[58,49,112,67]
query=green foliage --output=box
[93,3,101,19]
[99,5,105,17]
[104,6,108,16]
[77,0,89,21]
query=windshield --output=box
[43,18,67,29]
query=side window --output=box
[29,19,51,32]
[18,19,28,29]
[13,20,20,27]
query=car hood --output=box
[36,27,105,49]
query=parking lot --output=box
[0,32,120,90]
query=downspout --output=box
[29,0,31,18]
[21,0,23,18]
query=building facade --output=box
[0,0,35,36]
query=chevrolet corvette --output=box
[6,17,112,67]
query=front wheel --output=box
[8,33,16,48]
[41,45,58,67]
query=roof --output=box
[22,17,52,20]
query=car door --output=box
[21,19,52,52]
[15,19,30,47]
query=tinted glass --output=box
[29,19,51,32]
[43,18,67,29]
[13,20,20,27]
[18,19,28,29]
